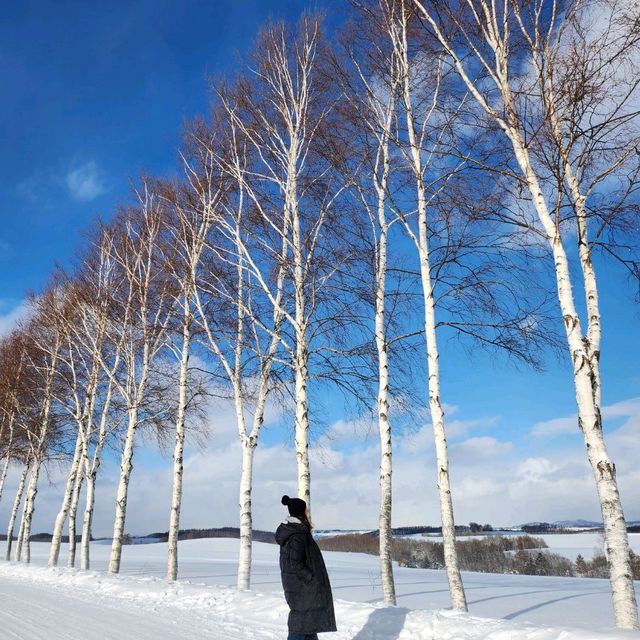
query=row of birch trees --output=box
[0,0,638,629]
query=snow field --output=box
[0,538,638,639]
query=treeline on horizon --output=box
[0,0,639,630]
[317,533,640,580]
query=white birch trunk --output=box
[294,340,311,508]
[395,10,467,610]
[81,354,118,570]
[21,455,45,564]
[108,405,138,574]
[80,413,111,571]
[166,307,191,582]
[0,453,9,507]
[292,196,311,509]
[376,266,396,606]
[566,171,602,406]
[418,208,467,612]
[509,131,638,629]
[48,428,84,566]
[22,343,58,565]
[14,490,28,562]
[234,208,287,591]
[5,459,29,561]
[67,466,85,568]
[373,97,397,606]
[410,1,638,625]
[561,170,628,625]
[237,437,256,590]
[80,469,97,570]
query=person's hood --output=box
[275,519,309,546]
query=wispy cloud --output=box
[66,161,106,201]
[0,299,30,336]
[532,398,640,437]
[17,160,108,205]
[16,168,55,204]
[0,239,12,260]
[531,415,576,437]
[3,393,639,535]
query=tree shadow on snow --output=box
[503,592,594,621]
[351,607,410,640]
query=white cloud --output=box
[515,457,558,480]
[396,409,499,455]
[451,436,513,465]
[446,415,499,439]
[531,416,576,437]
[17,161,107,205]
[2,395,639,538]
[532,397,640,437]
[0,239,12,260]
[0,299,30,336]
[602,398,640,420]
[16,169,54,203]
[66,161,106,201]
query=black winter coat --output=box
[275,520,337,634]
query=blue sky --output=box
[0,0,639,534]
[0,0,338,300]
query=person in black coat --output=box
[275,495,337,640]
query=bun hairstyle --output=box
[281,494,312,530]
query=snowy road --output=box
[0,576,208,640]
[0,562,287,640]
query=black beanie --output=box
[281,494,306,518]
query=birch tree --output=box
[410,0,639,627]
[181,112,289,589]
[102,191,174,574]
[0,333,26,506]
[4,454,30,561]
[378,0,470,610]
[18,289,65,564]
[333,5,404,604]
[74,226,124,570]
[48,283,97,567]
[0,333,32,561]
[215,17,347,513]
[153,167,225,582]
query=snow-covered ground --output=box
[1,539,639,639]
[537,533,633,561]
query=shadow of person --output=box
[351,606,410,640]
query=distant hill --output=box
[126,527,276,545]
[5,520,638,545]
[0,533,85,542]
[553,520,601,528]
[521,519,640,533]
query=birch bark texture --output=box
[336,10,403,603]
[386,0,468,611]
[48,429,83,567]
[73,231,122,571]
[104,190,173,575]
[20,292,64,564]
[370,82,399,610]
[213,18,342,519]
[4,457,29,561]
[410,0,638,628]
[184,112,288,589]
[165,304,191,582]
